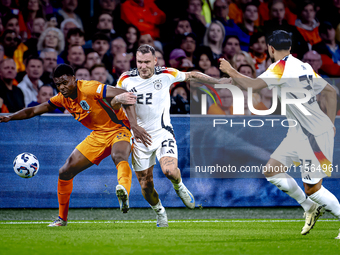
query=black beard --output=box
[4,47,16,58]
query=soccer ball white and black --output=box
[13,153,39,178]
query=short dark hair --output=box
[53,64,75,78]
[249,32,265,47]
[89,63,106,75]
[319,21,334,35]
[92,32,110,43]
[26,56,44,66]
[2,14,19,27]
[38,84,54,92]
[267,30,292,50]
[137,44,156,56]
[67,27,85,39]
[297,0,316,17]
[222,35,240,48]
[242,0,260,12]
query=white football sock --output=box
[266,173,314,212]
[309,186,340,220]
[151,200,165,214]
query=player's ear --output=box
[154,56,157,66]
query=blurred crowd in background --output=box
[0,0,340,115]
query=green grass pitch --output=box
[1,218,340,255]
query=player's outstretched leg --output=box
[152,200,168,227]
[49,149,93,227]
[301,203,324,235]
[160,157,195,209]
[115,161,132,213]
[135,166,168,227]
[112,141,133,214]
[305,182,340,237]
[264,159,320,234]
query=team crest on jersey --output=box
[80,100,90,110]
[153,79,162,90]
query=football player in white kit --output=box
[114,45,229,227]
[219,30,340,238]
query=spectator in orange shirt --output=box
[295,0,322,49]
[262,0,309,59]
[249,32,271,76]
[121,0,166,40]
[229,0,262,26]
[238,1,263,36]
[2,15,28,72]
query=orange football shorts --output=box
[76,127,131,165]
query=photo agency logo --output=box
[199,84,313,128]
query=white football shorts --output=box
[271,128,334,184]
[132,129,178,172]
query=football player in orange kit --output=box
[0,64,151,226]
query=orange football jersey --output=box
[49,80,130,131]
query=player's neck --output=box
[274,51,290,62]
[70,82,78,99]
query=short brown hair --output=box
[137,44,155,56]
[89,63,106,75]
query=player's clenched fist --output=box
[114,92,137,105]
[219,58,234,74]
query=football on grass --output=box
[13,153,39,178]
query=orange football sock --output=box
[117,161,132,195]
[57,178,73,221]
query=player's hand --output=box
[115,92,137,105]
[131,126,152,147]
[0,115,11,123]
[181,58,194,68]
[219,58,233,74]
[334,127,336,137]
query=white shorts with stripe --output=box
[271,128,334,184]
[132,129,177,172]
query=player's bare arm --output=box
[124,105,152,147]
[320,84,337,136]
[320,84,337,123]
[219,58,267,92]
[105,85,137,105]
[107,85,152,146]
[184,71,231,87]
[0,102,55,123]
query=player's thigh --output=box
[267,134,299,176]
[299,129,334,185]
[263,158,287,177]
[155,134,178,164]
[60,148,93,177]
[134,165,155,190]
[132,145,157,172]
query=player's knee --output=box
[111,151,129,165]
[304,185,319,196]
[59,159,77,179]
[163,167,178,180]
